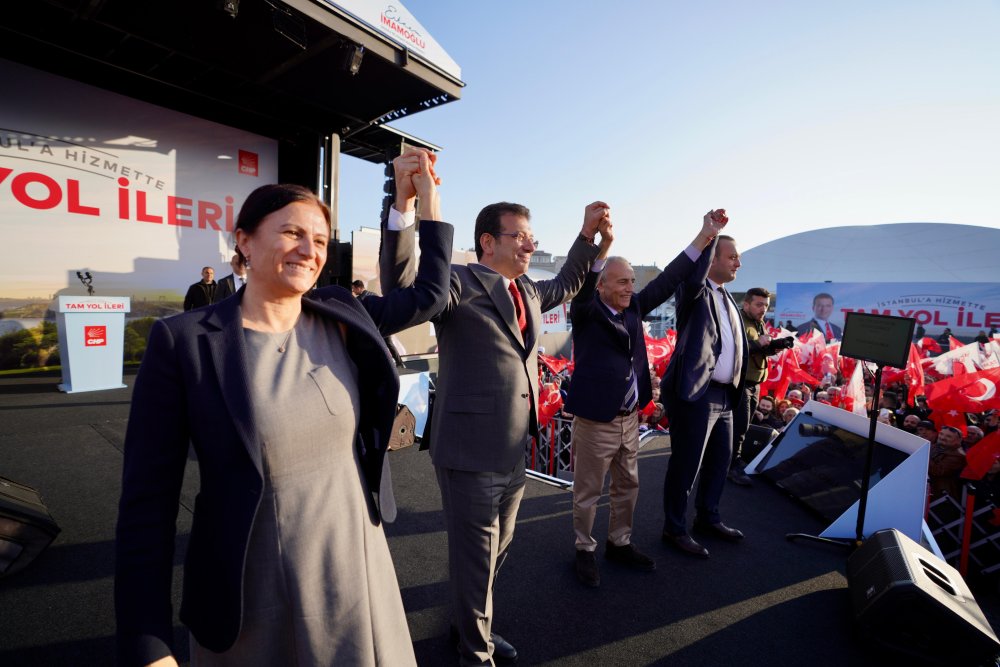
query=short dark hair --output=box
[813,292,834,305]
[234,184,330,263]
[713,234,736,257]
[474,202,531,260]
[351,279,365,289]
[744,287,771,302]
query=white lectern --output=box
[55,296,131,393]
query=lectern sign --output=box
[56,296,130,393]
[85,326,107,347]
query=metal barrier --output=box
[527,415,575,484]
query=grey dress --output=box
[191,311,416,666]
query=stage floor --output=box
[2,372,999,666]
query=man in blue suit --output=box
[566,212,724,587]
[660,221,749,558]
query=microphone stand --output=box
[787,363,884,550]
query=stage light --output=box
[338,42,365,76]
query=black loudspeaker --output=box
[847,528,1000,666]
[0,477,61,578]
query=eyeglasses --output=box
[493,231,539,248]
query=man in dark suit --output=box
[183,266,218,311]
[381,147,609,666]
[215,254,247,301]
[795,292,842,342]
[565,214,722,588]
[660,223,750,558]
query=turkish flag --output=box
[919,337,942,355]
[925,366,1000,412]
[644,330,676,377]
[840,353,858,383]
[761,350,791,400]
[905,343,926,406]
[930,407,968,437]
[842,361,868,417]
[537,381,563,427]
[950,335,965,351]
[961,431,1000,480]
[538,353,568,375]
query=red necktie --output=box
[825,322,834,340]
[508,281,527,334]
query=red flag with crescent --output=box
[925,366,1000,412]
[537,381,563,427]
[538,352,568,375]
[919,337,942,355]
[644,330,676,377]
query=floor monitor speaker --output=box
[847,528,1000,665]
[0,477,60,578]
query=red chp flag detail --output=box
[238,150,259,177]
[85,325,107,346]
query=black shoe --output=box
[694,520,744,542]
[727,466,753,486]
[604,541,656,572]
[661,532,709,558]
[575,549,600,587]
[491,632,518,663]
[449,626,518,663]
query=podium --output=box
[55,296,131,393]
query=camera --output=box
[766,336,795,354]
[799,423,835,437]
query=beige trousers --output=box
[571,412,640,551]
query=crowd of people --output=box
[117,144,1000,666]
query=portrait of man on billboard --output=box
[796,292,842,342]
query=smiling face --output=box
[479,212,535,279]
[236,201,328,300]
[598,258,635,312]
[813,296,834,320]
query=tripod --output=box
[786,363,885,550]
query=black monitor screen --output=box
[839,311,915,368]
[757,412,909,521]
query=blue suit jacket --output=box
[661,237,750,402]
[565,247,706,422]
[114,220,452,665]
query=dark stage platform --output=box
[2,372,999,666]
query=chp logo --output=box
[238,150,259,177]
[85,326,107,347]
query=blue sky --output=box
[338,1,1000,266]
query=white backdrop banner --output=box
[0,58,278,299]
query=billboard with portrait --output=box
[776,282,1000,339]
